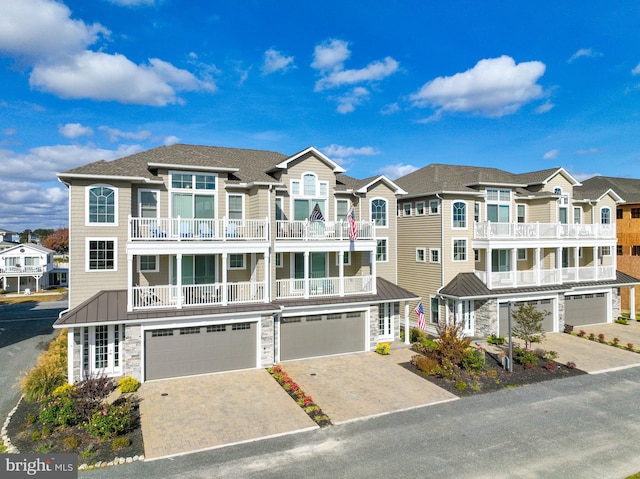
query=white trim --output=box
[415,201,426,216]
[275,252,283,269]
[452,237,468,262]
[429,248,441,264]
[138,188,160,218]
[138,254,159,273]
[451,200,468,229]
[376,237,389,263]
[415,248,426,263]
[226,192,245,219]
[429,199,440,215]
[85,184,119,227]
[402,202,412,217]
[228,253,246,270]
[85,237,118,272]
[370,197,389,228]
[335,251,351,266]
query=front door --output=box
[378,303,394,340]
[87,325,123,377]
[459,300,474,336]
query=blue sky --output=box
[1,0,640,232]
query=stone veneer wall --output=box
[557,295,565,332]
[261,315,274,366]
[612,287,621,320]
[72,328,81,383]
[123,324,142,381]
[369,304,379,349]
[474,299,496,338]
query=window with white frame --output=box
[430,297,439,324]
[228,254,246,270]
[416,248,426,262]
[429,199,440,215]
[275,197,284,221]
[474,249,479,262]
[170,171,216,221]
[517,249,527,261]
[138,255,158,272]
[371,199,387,226]
[336,251,351,265]
[599,246,611,257]
[275,252,283,268]
[517,204,526,223]
[573,207,582,224]
[138,190,158,218]
[376,239,388,262]
[601,207,611,225]
[486,189,510,223]
[416,201,425,215]
[87,185,117,225]
[227,194,243,219]
[474,202,480,222]
[453,239,467,261]
[403,203,412,216]
[336,199,349,221]
[87,239,116,271]
[452,201,467,228]
[429,248,440,263]
[291,173,328,221]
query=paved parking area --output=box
[283,347,458,424]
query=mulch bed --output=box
[405,350,587,397]
[6,397,144,465]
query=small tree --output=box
[43,227,69,254]
[511,303,548,349]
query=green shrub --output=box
[30,431,41,442]
[111,436,131,451]
[375,342,391,355]
[411,354,439,375]
[52,383,76,398]
[20,332,68,402]
[515,349,538,368]
[485,369,498,378]
[613,337,620,346]
[62,435,79,451]
[615,317,629,325]
[410,327,429,343]
[541,350,558,362]
[461,348,485,373]
[25,412,37,425]
[486,334,505,345]
[432,321,471,365]
[86,401,133,439]
[454,380,467,391]
[38,394,77,428]
[118,376,140,393]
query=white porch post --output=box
[535,248,541,285]
[176,253,183,309]
[127,254,133,311]
[486,247,492,289]
[303,251,309,298]
[511,248,518,287]
[555,247,562,282]
[67,328,75,383]
[221,252,228,305]
[630,286,636,320]
[263,249,270,303]
[339,250,345,296]
[593,246,599,280]
[573,247,579,282]
[370,250,377,294]
[404,301,410,345]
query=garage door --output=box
[280,311,366,361]
[564,293,608,327]
[145,322,257,381]
[499,299,555,336]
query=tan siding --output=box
[441,196,475,285]
[367,182,398,283]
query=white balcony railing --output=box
[475,265,616,289]
[474,222,616,240]
[0,265,47,274]
[275,275,374,299]
[129,217,268,241]
[275,220,375,241]
[132,281,266,310]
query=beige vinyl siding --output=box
[441,196,475,285]
[366,182,398,283]
[527,198,553,223]
[68,180,131,309]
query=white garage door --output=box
[564,293,608,327]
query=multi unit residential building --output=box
[54,145,417,383]
[395,164,639,338]
[581,176,640,315]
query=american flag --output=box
[414,302,426,330]
[309,203,324,222]
[348,206,357,240]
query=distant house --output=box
[0,243,55,293]
[0,228,20,248]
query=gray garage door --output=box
[499,299,555,336]
[145,322,257,381]
[280,311,366,361]
[564,293,608,327]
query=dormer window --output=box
[291,172,329,221]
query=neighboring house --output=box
[0,243,55,293]
[581,176,640,315]
[0,228,20,246]
[54,144,417,383]
[395,164,639,338]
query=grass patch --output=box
[0,291,67,304]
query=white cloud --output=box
[311,39,351,72]
[568,48,603,63]
[59,123,93,139]
[535,102,554,114]
[0,0,215,106]
[30,51,215,106]
[543,149,559,160]
[381,103,400,115]
[410,56,546,118]
[163,135,180,146]
[575,147,602,155]
[0,178,69,230]
[99,126,152,142]
[376,163,419,180]
[261,48,295,75]
[315,57,399,91]
[106,0,156,6]
[0,0,109,61]
[632,63,640,75]
[336,87,370,114]
[322,144,380,159]
[3,128,17,136]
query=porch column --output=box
[221,252,228,305]
[176,253,183,309]
[511,248,518,287]
[404,301,410,345]
[127,254,133,312]
[555,247,562,282]
[593,246,599,280]
[573,247,579,283]
[630,286,636,320]
[535,248,541,286]
[370,250,377,294]
[486,247,492,289]
[263,249,270,303]
[338,250,345,296]
[303,251,309,298]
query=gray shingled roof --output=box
[54,277,419,327]
[439,271,640,299]
[579,176,640,203]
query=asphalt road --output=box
[81,367,640,479]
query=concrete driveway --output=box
[138,369,317,460]
[282,347,458,425]
[540,324,640,373]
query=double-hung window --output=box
[486,189,510,223]
[170,172,216,221]
[228,194,243,219]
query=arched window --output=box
[371,199,387,227]
[88,186,116,224]
[452,201,466,228]
[601,207,611,225]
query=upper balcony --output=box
[0,265,48,274]
[129,217,268,242]
[275,220,375,241]
[474,222,615,241]
[475,265,616,289]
